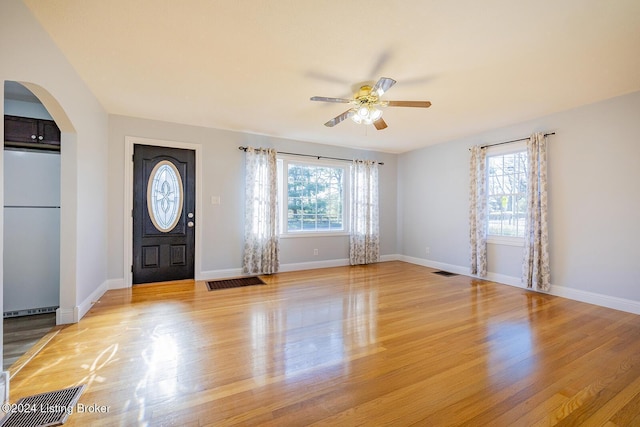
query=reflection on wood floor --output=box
[5,261,640,425]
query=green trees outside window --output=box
[286,163,344,232]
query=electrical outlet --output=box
[313,249,318,256]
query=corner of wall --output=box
[56,279,110,325]
[56,306,78,325]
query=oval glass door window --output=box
[147,160,184,232]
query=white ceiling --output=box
[21,0,640,153]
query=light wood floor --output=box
[5,261,640,426]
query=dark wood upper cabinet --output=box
[4,115,61,150]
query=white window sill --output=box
[279,231,349,239]
[487,236,525,247]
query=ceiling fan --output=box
[310,77,431,130]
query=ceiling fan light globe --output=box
[352,115,363,124]
[370,108,382,121]
[358,106,369,117]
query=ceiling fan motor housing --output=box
[355,85,378,105]
[310,77,431,129]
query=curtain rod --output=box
[470,132,556,151]
[238,146,384,165]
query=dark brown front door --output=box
[133,145,195,284]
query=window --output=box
[277,158,347,235]
[487,147,528,241]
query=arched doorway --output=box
[2,80,76,369]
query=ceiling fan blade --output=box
[371,77,397,96]
[324,109,354,127]
[387,100,432,108]
[311,96,353,103]
[373,117,388,130]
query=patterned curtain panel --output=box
[469,145,487,276]
[242,147,279,274]
[349,160,380,265]
[523,133,551,290]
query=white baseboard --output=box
[399,255,469,276]
[198,267,244,281]
[279,258,350,272]
[550,285,640,315]
[200,259,349,278]
[77,280,109,321]
[380,254,402,262]
[401,256,640,315]
[110,254,640,315]
[56,306,78,325]
[485,271,523,288]
[107,278,126,290]
[56,279,110,325]
[199,255,401,279]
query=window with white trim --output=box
[277,157,348,236]
[487,146,528,242]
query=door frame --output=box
[124,136,202,287]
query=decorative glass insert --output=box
[147,160,183,232]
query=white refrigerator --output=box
[3,149,60,316]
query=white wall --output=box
[399,91,640,311]
[108,115,398,282]
[1,0,109,325]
